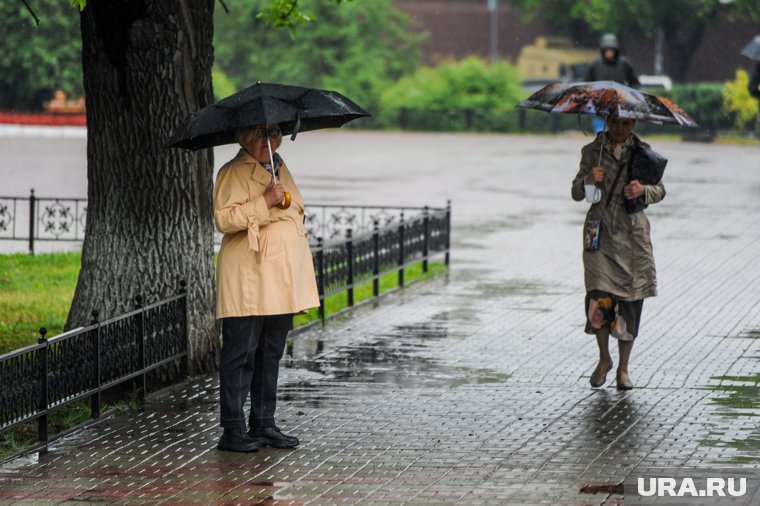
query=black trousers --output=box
[219,314,293,429]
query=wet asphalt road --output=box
[1,128,760,504]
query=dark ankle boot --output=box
[217,428,259,452]
[249,426,299,448]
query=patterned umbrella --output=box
[518,81,697,167]
[517,81,697,127]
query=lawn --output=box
[0,252,446,354]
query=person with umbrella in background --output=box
[742,35,760,145]
[748,63,760,100]
[518,80,696,391]
[743,35,760,99]
[167,82,370,452]
[585,34,640,134]
[571,115,665,390]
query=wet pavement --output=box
[2,131,760,504]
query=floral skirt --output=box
[584,290,644,340]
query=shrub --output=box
[378,57,525,131]
[722,69,759,132]
[666,83,729,133]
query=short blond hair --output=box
[235,125,283,150]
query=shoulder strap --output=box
[605,162,626,208]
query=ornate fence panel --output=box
[2,192,445,257]
[0,191,87,253]
[0,287,188,450]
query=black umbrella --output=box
[741,35,760,60]
[165,81,371,150]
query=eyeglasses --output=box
[254,125,282,139]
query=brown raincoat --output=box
[214,149,320,318]
[571,134,665,301]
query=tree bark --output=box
[68,0,218,373]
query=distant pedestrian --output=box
[585,33,640,134]
[213,124,319,452]
[571,115,665,390]
[749,62,760,99]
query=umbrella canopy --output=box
[166,82,371,150]
[741,35,760,60]
[518,81,698,128]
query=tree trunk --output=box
[68,0,218,373]
[661,14,711,82]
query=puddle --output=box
[283,321,508,391]
[458,216,534,235]
[731,328,760,340]
[472,278,556,298]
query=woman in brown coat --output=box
[214,124,319,452]
[571,116,665,390]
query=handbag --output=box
[624,145,667,214]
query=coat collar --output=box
[234,148,305,212]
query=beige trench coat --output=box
[214,149,320,318]
[571,134,666,301]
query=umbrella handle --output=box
[267,137,291,210]
[597,116,608,167]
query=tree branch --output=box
[21,0,40,26]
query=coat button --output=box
[298,208,304,215]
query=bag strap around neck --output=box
[605,162,626,208]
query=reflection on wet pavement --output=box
[283,320,509,390]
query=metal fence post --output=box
[37,328,48,444]
[398,212,405,288]
[90,310,101,419]
[316,237,325,325]
[134,295,146,404]
[372,219,380,298]
[423,206,430,273]
[445,200,451,266]
[28,189,35,254]
[346,229,354,308]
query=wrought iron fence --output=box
[309,204,451,325]
[0,285,188,450]
[1,190,445,253]
[0,190,87,253]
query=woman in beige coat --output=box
[214,124,319,452]
[571,116,665,391]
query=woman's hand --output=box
[624,180,645,199]
[585,166,605,184]
[264,182,286,208]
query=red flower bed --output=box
[0,111,86,126]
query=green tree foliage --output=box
[379,56,524,123]
[213,0,422,115]
[0,0,83,110]
[723,69,759,131]
[506,0,760,80]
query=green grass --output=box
[0,252,80,354]
[0,252,447,354]
[698,374,760,464]
[294,261,448,327]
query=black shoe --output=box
[249,426,300,448]
[217,428,259,452]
